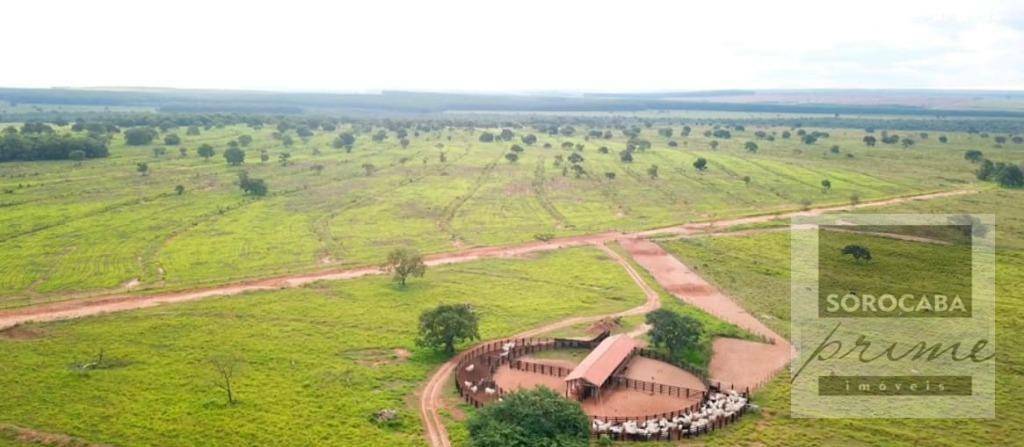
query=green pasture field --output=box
[0,247,648,446]
[658,189,1024,446]
[1,121,1011,308]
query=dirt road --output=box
[0,189,973,331]
[618,238,793,391]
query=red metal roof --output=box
[564,334,638,386]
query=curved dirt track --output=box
[0,189,973,331]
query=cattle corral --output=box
[454,331,753,441]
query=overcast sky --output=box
[4,0,1023,93]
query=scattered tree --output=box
[744,141,758,153]
[383,248,426,287]
[417,303,479,355]
[619,149,633,163]
[223,147,246,166]
[197,144,215,161]
[693,157,708,172]
[647,164,659,179]
[175,184,185,195]
[468,387,589,447]
[964,150,984,163]
[136,162,149,176]
[124,127,158,146]
[163,133,181,145]
[208,355,242,405]
[237,171,267,196]
[645,309,702,359]
[821,179,832,192]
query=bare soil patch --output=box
[493,365,567,393]
[0,424,109,447]
[709,338,790,391]
[341,348,411,367]
[580,388,702,419]
[0,324,44,340]
[621,356,706,392]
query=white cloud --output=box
[2,0,1022,92]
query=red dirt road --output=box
[618,238,793,392]
[0,189,972,331]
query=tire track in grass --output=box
[148,149,423,287]
[311,147,471,262]
[699,154,800,202]
[0,188,973,325]
[531,156,571,229]
[742,158,828,191]
[436,152,502,243]
[573,156,633,219]
[0,191,176,243]
[617,161,680,204]
[654,150,762,208]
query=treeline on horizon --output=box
[4,87,1024,120]
[1,107,1022,164]
[3,107,1024,135]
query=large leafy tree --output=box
[645,309,702,359]
[417,304,479,355]
[223,147,246,166]
[468,387,589,447]
[197,144,215,161]
[124,127,158,146]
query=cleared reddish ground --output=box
[619,238,793,391]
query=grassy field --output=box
[0,247,647,446]
[658,189,1024,446]
[0,122,1004,307]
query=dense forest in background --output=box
[3,87,1024,118]
[2,87,1024,162]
